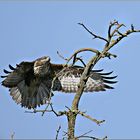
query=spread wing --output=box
[52,66,117,93]
[1,62,52,109]
[1,62,117,109]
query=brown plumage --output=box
[1,56,117,109]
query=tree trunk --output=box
[67,112,77,140]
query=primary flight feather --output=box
[1,56,117,109]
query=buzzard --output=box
[1,56,117,109]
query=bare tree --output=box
[25,20,140,139]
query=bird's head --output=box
[34,56,51,76]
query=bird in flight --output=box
[1,56,117,109]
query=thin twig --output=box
[76,130,93,139]
[25,108,52,114]
[41,101,51,116]
[57,51,68,61]
[25,103,67,117]
[77,135,107,140]
[78,111,105,126]
[78,23,109,43]
[76,130,107,140]
[50,103,67,117]
[108,20,119,39]
[55,125,61,140]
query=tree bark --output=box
[67,112,77,139]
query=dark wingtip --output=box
[93,69,104,72]
[104,84,114,89]
[102,75,118,79]
[103,79,118,84]
[9,64,16,70]
[3,69,11,74]
[100,71,113,75]
[1,75,7,78]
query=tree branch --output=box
[25,103,67,117]
[65,48,100,66]
[78,111,105,126]
[78,23,109,43]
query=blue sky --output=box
[0,1,140,139]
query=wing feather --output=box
[4,69,11,74]
[15,80,51,109]
[52,66,117,93]
[10,87,21,104]
[9,64,16,70]
[1,62,33,87]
